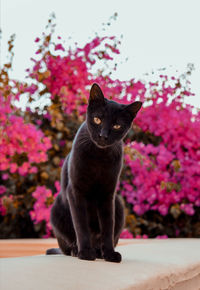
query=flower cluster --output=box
[29,34,146,116]
[0,68,51,177]
[120,79,200,217]
[30,181,60,237]
[0,112,51,175]
[119,229,167,239]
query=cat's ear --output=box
[126,101,142,118]
[89,83,105,105]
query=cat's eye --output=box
[113,124,121,130]
[94,117,101,125]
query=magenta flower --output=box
[0,186,6,195]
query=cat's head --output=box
[86,83,142,148]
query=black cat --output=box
[46,83,142,262]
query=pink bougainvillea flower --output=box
[120,229,133,239]
[2,174,9,180]
[55,44,65,51]
[0,185,6,195]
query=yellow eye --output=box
[94,117,101,125]
[113,124,121,130]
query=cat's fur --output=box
[46,83,142,262]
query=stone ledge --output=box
[1,239,200,290]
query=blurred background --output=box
[0,0,200,239]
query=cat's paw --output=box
[103,250,122,263]
[78,248,96,261]
[95,248,103,259]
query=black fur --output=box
[47,83,142,262]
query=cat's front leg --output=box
[98,197,122,263]
[67,186,96,261]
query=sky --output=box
[1,0,200,108]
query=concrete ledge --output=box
[1,239,200,290]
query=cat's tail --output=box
[46,248,62,255]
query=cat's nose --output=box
[99,131,108,140]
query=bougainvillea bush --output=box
[0,18,200,238]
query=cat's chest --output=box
[72,147,122,179]
[86,156,117,176]
[84,147,122,168]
